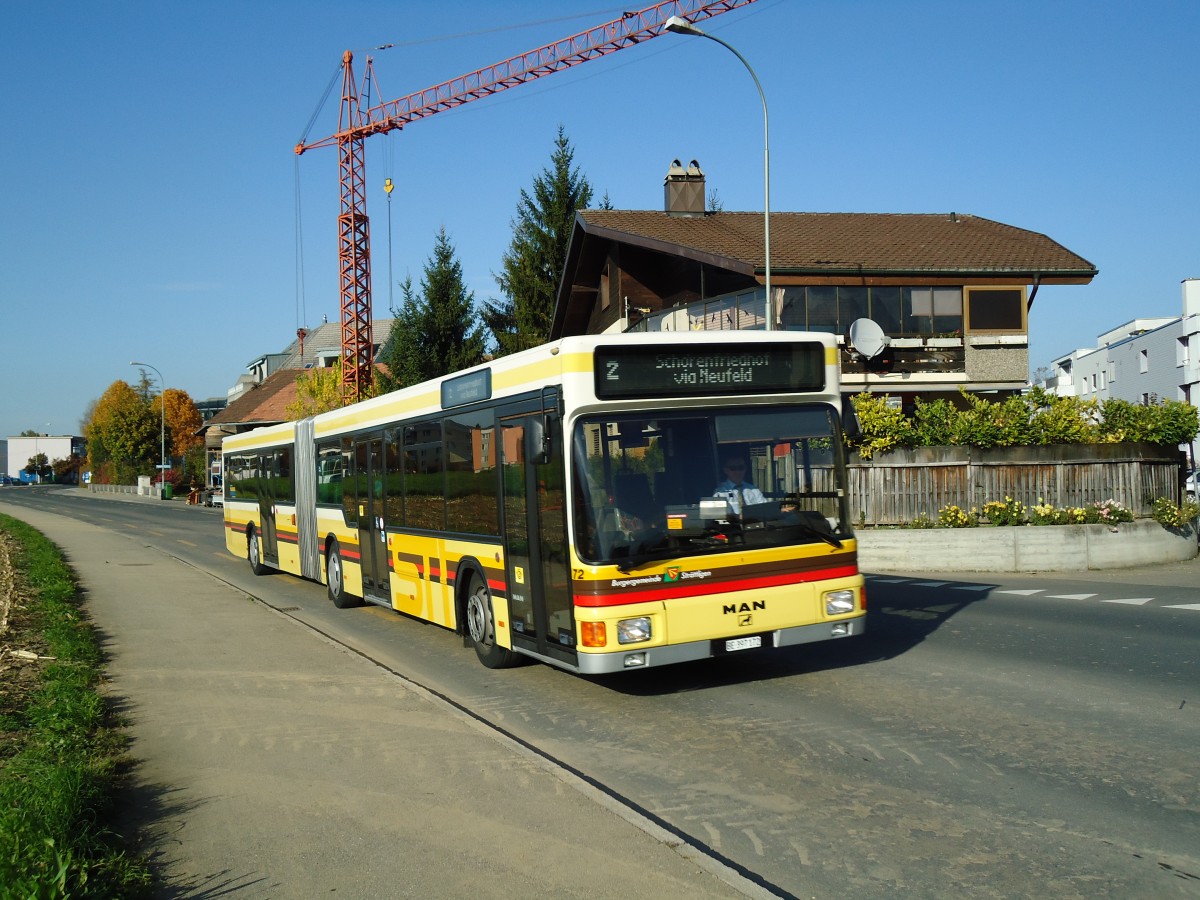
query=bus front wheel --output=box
[465,574,518,669]
[326,540,361,609]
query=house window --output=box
[965,288,1025,332]
[870,287,902,333]
[806,286,838,333]
[906,288,963,335]
[1178,337,1189,368]
[600,266,610,310]
[1099,370,1106,391]
[1139,349,1148,374]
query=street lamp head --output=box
[664,15,704,37]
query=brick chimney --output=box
[664,159,705,216]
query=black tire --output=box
[464,573,518,668]
[247,526,270,576]
[326,540,362,608]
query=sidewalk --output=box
[2,502,757,899]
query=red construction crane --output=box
[296,0,757,404]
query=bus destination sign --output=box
[594,342,825,400]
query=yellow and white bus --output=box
[222,331,865,674]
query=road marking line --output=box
[1047,593,1097,600]
[1164,603,1200,611]
[995,589,1044,595]
[177,539,197,547]
[1102,598,1153,605]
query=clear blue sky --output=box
[2,0,1197,441]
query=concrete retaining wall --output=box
[856,519,1198,573]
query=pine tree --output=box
[486,126,593,356]
[377,228,486,392]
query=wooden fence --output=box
[847,442,1184,526]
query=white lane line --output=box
[995,589,1044,595]
[1164,604,1200,611]
[1102,598,1154,606]
[1047,593,1098,600]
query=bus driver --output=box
[713,455,765,516]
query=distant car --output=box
[1187,469,1197,502]
[205,489,224,508]
[0,475,14,486]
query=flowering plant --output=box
[982,496,1025,526]
[938,505,978,528]
[1084,498,1133,524]
[1150,497,1200,528]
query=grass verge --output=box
[0,513,152,899]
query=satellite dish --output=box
[848,318,888,359]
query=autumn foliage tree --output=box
[154,388,203,457]
[84,380,159,483]
[286,362,346,420]
[82,380,207,484]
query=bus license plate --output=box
[725,636,762,652]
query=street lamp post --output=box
[665,15,772,330]
[130,361,168,498]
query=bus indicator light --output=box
[581,621,607,647]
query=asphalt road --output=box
[4,485,1198,898]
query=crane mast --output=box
[297,0,758,403]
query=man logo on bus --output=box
[663,566,682,582]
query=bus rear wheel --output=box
[247,527,270,576]
[326,540,361,609]
[465,574,518,669]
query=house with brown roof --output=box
[199,368,307,487]
[200,318,399,488]
[552,162,1097,404]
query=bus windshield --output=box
[571,405,851,567]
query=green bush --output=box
[850,393,915,459]
[849,388,1198,455]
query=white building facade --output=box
[4,435,85,482]
[1042,279,1200,462]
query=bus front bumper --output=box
[573,616,866,675]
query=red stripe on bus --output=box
[573,565,859,608]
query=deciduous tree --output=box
[286,363,344,419]
[154,388,204,457]
[83,380,158,483]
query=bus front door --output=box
[500,411,574,668]
[356,437,391,603]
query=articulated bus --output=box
[222,331,865,674]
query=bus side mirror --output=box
[840,397,861,443]
[527,417,552,465]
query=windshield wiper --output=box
[792,517,843,548]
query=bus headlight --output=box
[617,617,652,644]
[824,590,856,616]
